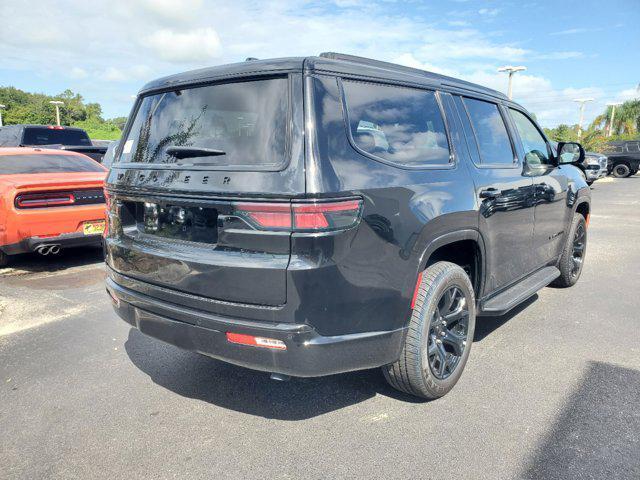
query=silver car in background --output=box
[583,151,608,185]
[552,142,608,185]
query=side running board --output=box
[479,266,560,316]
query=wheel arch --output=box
[575,200,590,220]
[416,229,486,299]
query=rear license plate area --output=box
[123,201,218,244]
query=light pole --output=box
[0,104,5,127]
[497,65,527,99]
[49,100,64,126]
[573,98,594,139]
[606,102,623,137]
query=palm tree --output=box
[612,100,640,135]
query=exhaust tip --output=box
[49,245,61,255]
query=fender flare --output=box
[415,229,487,297]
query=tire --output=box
[383,261,476,399]
[0,250,8,268]
[612,163,631,178]
[551,213,587,288]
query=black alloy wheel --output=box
[427,286,469,380]
[571,222,586,278]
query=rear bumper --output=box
[106,276,405,377]
[1,231,103,255]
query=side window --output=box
[342,80,451,166]
[462,97,514,166]
[509,109,552,167]
[626,142,640,153]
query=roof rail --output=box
[319,51,507,100]
[319,52,425,77]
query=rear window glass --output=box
[0,154,104,174]
[22,128,92,146]
[118,77,289,169]
[342,80,450,166]
[462,98,514,166]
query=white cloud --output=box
[0,0,624,126]
[103,67,127,82]
[617,86,640,101]
[142,28,222,63]
[102,65,153,82]
[478,8,500,16]
[69,67,88,79]
[116,0,204,24]
[550,27,589,36]
[535,51,584,60]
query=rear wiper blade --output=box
[166,146,226,159]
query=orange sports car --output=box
[0,147,108,266]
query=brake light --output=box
[226,332,287,350]
[232,199,362,232]
[47,125,64,130]
[234,202,292,229]
[15,192,75,208]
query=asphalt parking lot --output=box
[1,177,639,480]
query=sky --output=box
[1,0,639,128]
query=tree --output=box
[591,99,640,136]
[0,86,123,140]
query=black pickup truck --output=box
[605,140,640,177]
[0,124,108,163]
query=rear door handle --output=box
[479,188,501,199]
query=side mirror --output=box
[556,142,585,165]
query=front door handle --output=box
[480,188,501,199]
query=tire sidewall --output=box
[613,164,630,178]
[413,265,476,396]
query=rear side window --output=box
[626,142,640,153]
[118,77,289,169]
[0,154,105,174]
[21,128,92,146]
[462,98,514,166]
[342,80,450,166]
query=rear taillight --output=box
[232,199,362,232]
[15,192,75,209]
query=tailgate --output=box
[106,193,291,306]
[105,73,305,307]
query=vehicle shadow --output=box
[522,361,640,479]
[0,246,104,275]
[473,294,538,342]
[124,328,424,421]
[124,295,536,419]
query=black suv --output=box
[0,124,108,162]
[105,53,590,399]
[605,140,640,178]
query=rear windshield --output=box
[0,154,105,174]
[118,77,289,169]
[22,128,92,146]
